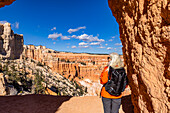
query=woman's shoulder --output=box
[104,66,108,69]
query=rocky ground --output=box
[0,95,133,113]
[0,57,87,96]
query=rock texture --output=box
[0,57,86,96]
[0,23,23,59]
[108,0,170,113]
[0,0,15,8]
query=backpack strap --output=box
[108,66,112,80]
[115,71,124,93]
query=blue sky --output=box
[0,0,122,54]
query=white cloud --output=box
[51,27,56,31]
[61,36,70,40]
[11,22,19,29]
[79,42,88,46]
[109,39,113,41]
[0,21,8,24]
[115,43,122,46]
[53,42,56,44]
[107,47,113,50]
[76,34,104,42]
[105,44,108,46]
[98,46,105,48]
[71,35,77,38]
[15,22,19,29]
[112,36,115,38]
[48,33,62,40]
[67,46,69,48]
[79,45,89,48]
[114,47,122,52]
[68,26,86,34]
[72,46,76,48]
[48,32,70,40]
[90,42,101,45]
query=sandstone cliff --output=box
[0,0,15,8]
[0,23,23,59]
[108,0,170,112]
[23,45,112,96]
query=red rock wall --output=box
[108,0,170,112]
[0,0,15,8]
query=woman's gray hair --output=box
[108,53,124,69]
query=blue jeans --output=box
[102,97,121,113]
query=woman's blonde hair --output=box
[108,53,124,69]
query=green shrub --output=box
[34,70,45,94]
[37,62,44,67]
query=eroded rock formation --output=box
[23,45,109,82]
[108,0,170,112]
[0,23,23,59]
[22,45,131,96]
[0,0,15,8]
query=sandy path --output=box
[56,96,133,113]
[56,96,103,113]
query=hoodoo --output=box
[0,23,23,59]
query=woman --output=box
[100,53,128,113]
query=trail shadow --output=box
[121,95,134,113]
[0,94,72,113]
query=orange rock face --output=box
[23,45,109,82]
[0,0,15,8]
[108,0,170,112]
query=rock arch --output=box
[108,0,169,112]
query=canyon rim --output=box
[0,0,169,113]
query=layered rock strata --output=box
[0,23,23,59]
[23,45,113,96]
[108,0,170,112]
[23,45,109,82]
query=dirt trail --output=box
[56,96,103,113]
[56,96,133,113]
[0,94,133,113]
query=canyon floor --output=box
[0,94,133,113]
